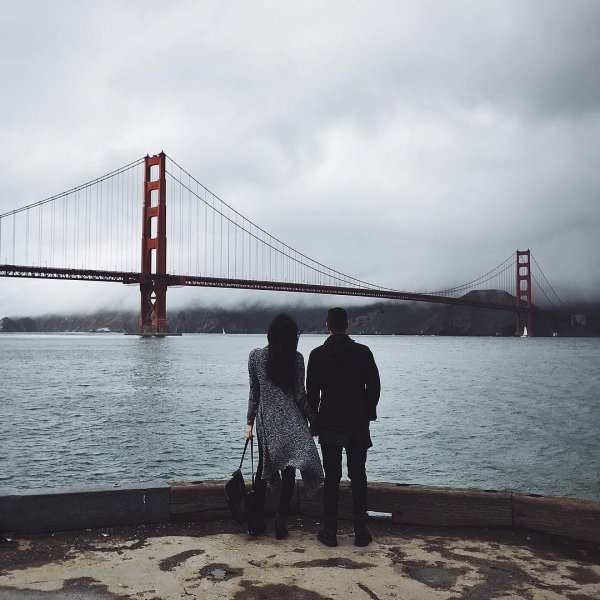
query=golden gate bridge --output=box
[0,153,564,336]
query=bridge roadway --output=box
[0,264,518,312]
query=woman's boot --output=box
[247,496,266,536]
[275,512,288,539]
[248,514,266,536]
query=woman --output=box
[245,314,324,538]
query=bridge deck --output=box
[0,265,519,312]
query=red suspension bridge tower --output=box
[139,152,169,335]
[515,249,533,336]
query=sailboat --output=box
[521,326,528,338]
[222,328,226,335]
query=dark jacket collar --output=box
[323,333,354,352]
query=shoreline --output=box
[2,480,599,544]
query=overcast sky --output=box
[1,1,599,316]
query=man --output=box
[307,307,380,547]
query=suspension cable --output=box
[165,163,394,291]
[531,252,565,307]
[431,252,515,295]
[0,157,145,218]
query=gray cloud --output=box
[1,1,599,316]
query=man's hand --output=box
[245,425,253,439]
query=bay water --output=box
[1,333,598,500]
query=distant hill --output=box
[1,290,599,336]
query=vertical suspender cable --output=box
[197,179,201,276]
[75,190,78,268]
[51,200,55,267]
[12,213,16,264]
[38,204,42,266]
[25,210,29,265]
[98,180,102,268]
[234,214,237,279]
[227,209,230,278]
[62,196,66,267]
[242,218,245,279]
[189,172,192,275]
[179,167,183,274]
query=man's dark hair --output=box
[326,307,348,333]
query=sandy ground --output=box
[1,517,599,599]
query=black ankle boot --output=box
[247,505,266,536]
[353,513,372,547]
[317,518,338,547]
[275,513,288,539]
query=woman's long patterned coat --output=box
[247,346,324,496]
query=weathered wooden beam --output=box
[170,480,293,520]
[513,493,600,544]
[0,482,170,534]
[386,483,513,527]
[2,481,598,544]
[298,482,513,527]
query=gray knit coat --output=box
[247,347,324,496]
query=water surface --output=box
[1,333,598,499]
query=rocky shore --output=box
[1,290,599,336]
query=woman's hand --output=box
[245,425,253,439]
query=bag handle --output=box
[239,437,250,469]
[239,436,256,485]
[250,436,255,486]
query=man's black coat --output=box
[307,334,380,448]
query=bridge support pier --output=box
[515,249,533,336]
[139,152,169,335]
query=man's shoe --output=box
[275,513,288,540]
[353,514,372,547]
[317,520,338,547]
[354,529,373,547]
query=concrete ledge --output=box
[170,480,285,520]
[1,481,599,544]
[513,492,600,544]
[171,480,231,521]
[0,482,170,534]
[388,484,513,528]
[296,482,513,528]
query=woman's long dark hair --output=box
[266,314,299,393]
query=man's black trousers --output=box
[321,443,368,518]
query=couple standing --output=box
[245,308,381,547]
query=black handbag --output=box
[224,437,255,524]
